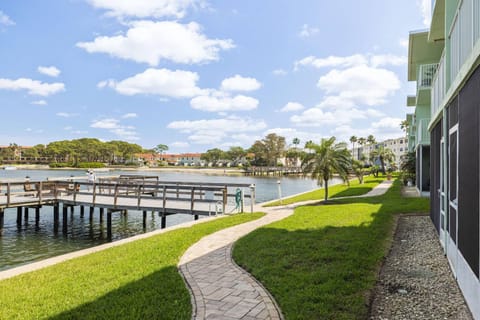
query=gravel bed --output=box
[369,215,473,320]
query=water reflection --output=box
[0,169,340,271]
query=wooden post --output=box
[137,185,141,209]
[161,214,166,229]
[80,205,84,218]
[89,207,94,221]
[38,182,42,204]
[24,207,29,221]
[70,206,74,214]
[143,210,147,228]
[7,183,11,207]
[113,184,119,209]
[53,204,59,225]
[35,207,40,224]
[190,187,195,215]
[16,207,22,224]
[92,183,97,206]
[62,205,68,223]
[0,209,4,232]
[99,207,104,222]
[162,186,167,216]
[107,210,112,239]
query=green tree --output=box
[367,135,376,145]
[155,144,169,155]
[352,160,366,184]
[370,146,395,174]
[201,148,225,166]
[225,146,246,165]
[349,136,357,160]
[262,133,286,166]
[301,137,351,202]
[400,120,409,132]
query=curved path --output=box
[178,180,393,320]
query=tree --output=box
[367,135,376,145]
[301,137,351,202]
[225,146,246,165]
[201,148,225,165]
[248,133,286,166]
[262,133,286,166]
[349,136,357,160]
[370,146,395,174]
[292,137,300,149]
[400,120,409,133]
[352,160,366,184]
[155,144,169,155]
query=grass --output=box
[0,212,264,320]
[233,179,429,319]
[265,175,385,207]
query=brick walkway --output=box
[179,180,393,320]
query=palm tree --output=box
[367,135,376,145]
[370,146,395,174]
[400,120,409,133]
[301,137,351,202]
[349,136,357,160]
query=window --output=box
[400,148,403,152]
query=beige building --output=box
[351,137,408,169]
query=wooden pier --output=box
[0,176,255,237]
[243,166,303,176]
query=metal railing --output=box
[431,52,446,119]
[418,63,438,90]
[416,118,431,145]
[449,0,480,86]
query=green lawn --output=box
[265,175,385,207]
[0,213,264,320]
[233,180,429,319]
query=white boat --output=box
[3,166,17,170]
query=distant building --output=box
[351,137,407,169]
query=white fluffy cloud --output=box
[417,0,432,27]
[86,0,204,19]
[190,92,258,112]
[171,141,190,148]
[280,102,305,112]
[104,68,205,98]
[38,66,61,77]
[294,54,406,70]
[91,118,139,141]
[56,112,79,118]
[220,75,262,92]
[272,69,287,76]
[295,54,368,70]
[298,24,319,38]
[317,65,401,107]
[168,116,267,145]
[0,78,65,96]
[0,11,14,26]
[122,113,138,119]
[77,21,234,66]
[31,100,47,105]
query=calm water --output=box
[0,169,338,271]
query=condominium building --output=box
[351,137,408,169]
[407,1,480,317]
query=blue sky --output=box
[0,0,430,152]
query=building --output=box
[407,1,480,317]
[351,137,408,169]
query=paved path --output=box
[179,180,393,320]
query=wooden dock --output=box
[0,176,255,237]
[243,166,303,176]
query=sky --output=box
[0,0,431,153]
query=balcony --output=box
[417,63,438,105]
[416,118,431,146]
[449,0,480,86]
[431,52,445,119]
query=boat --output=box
[3,166,17,170]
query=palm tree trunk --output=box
[324,178,329,202]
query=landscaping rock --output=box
[369,215,473,319]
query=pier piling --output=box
[16,207,22,225]
[0,209,4,231]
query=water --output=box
[0,169,339,271]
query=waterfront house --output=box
[408,1,480,317]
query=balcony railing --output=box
[431,52,446,119]
[449,0,480,85]
[416,118,431,145]
[418,63,438,90]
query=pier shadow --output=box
[48,265,191,320]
